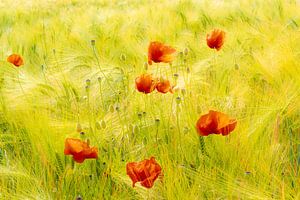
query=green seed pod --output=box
[76,123,82,133]
[100,120,106,129]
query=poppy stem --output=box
[199,136,208,157]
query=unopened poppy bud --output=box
[184,48,189,56]
[181,88,186,96]
[155,118,160,126]
[186,67,190,74]
[120,54,126,61]
[86,79,91,86]
[235,64,239,70]
[76,123,82,133]
[176,96,181,104]
[97,77,102,83]
[144,62,148,70]
[76,195,83,200]
[137,112,142,119]
[100,120,106,129]
[80,131,85,135]
[109,104,114,113]
[86,139,90,146]
[179,51,184,57]
[133,125,139,134]
[52,49,56,54]
[143,111,147,117]
[91,40,95,46]
[95,121,101,130]
[115,104,120,112]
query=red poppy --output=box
[64,138,98,163]
[196,110,237,136]
[135,74,157,94]
[206,29,225,51]
[156,78,173,94]
[126,157,162,188]
[7,54,24,67]
[148,41,176,65]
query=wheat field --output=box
[0,0,300,199]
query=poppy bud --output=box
[86,79,91,86]
[186,67,190,74]
[115,104,120,112]
[86,139,90,146]
[109,104,114,113]
[80,131,85,135]
[76,123,82,133]
[144,62,148,70]
[76,195,83,200]
[181,88,186,96]
[143,111,147,117]
[91,40,95,46]
[120,54,126,61]
[95,121,101,130]
[235,64,239,70]
[97,77,102,83]
[184,48,189,56]
[52,49,56,54]
[176,96,181,104]
[133,125,139,134]
[100,120,106,129]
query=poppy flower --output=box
[196,110,237,136]
[135,74,157,94]
[148,41,176,65]
[64,138,98,163]
[126,157,162,188]
[7,54,24,67]
[156,78,173,94]
[206,29,225,51]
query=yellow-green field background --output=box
[0,0,300,199]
